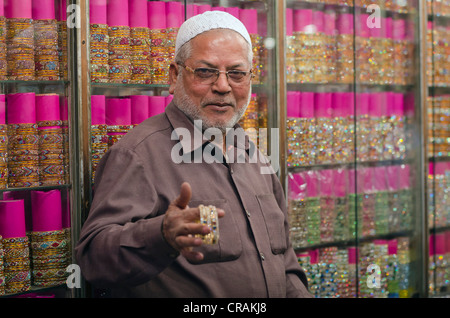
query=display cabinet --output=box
[283,0,429,297]
[1,0,440,299]
[76,0,281,297]
[0,0,75,298]
[426,0,450,298]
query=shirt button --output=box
[245,210,250,218]
[230,167,234,174]
[260,252,265,261]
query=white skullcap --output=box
[175,11,252,58]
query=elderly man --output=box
[76,11,310,298]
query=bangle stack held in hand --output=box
[197,205,219,245]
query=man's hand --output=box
[162,182,224,263]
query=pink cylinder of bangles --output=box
[148,96,166,117]
[7,93,39,188]
[131,95,149,126]
[129,0,151,84]
[90,0,109,83]
[108,0,131,83]
[0,199,31,294]
[0,199,26,238]
[31,190,62,232]
[30,189,68,287]
[0,94,6,189]
[106,98,131,148]
[91,95,107,181]
[36,94,64,186]
[148,1,168,84]
[2,190,32,233]
[6,0,34,80]
[32,0,60,81]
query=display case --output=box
[77,0,281,297]
[85,0,280,183]
[0,0,75,298]
[1,0,438,299]
[426,0,450,298]
[284,0,428,297]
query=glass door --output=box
[427,0,450,298]
[82,0,280,296]
[285,0,427,298]
[0,0,74,298]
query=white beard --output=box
[173,77,251,134]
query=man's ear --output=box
[169,63,179,94]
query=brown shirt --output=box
[75,102,311,298]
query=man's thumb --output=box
[173,182,192,209]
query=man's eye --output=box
[228,71,246,80]
[195,68,216,78]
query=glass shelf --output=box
[294,229,414,252]
[288,158,413,172]
[0,184,71,193]
[0,284,68,298]
[288,83,415,92]
[286,0,415,15]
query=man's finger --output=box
[173,182,192,209]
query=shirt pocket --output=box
[189,199,242,264]
[256,194,287,255]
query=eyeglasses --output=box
[177,63,253,85]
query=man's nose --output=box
[212,72,232,94]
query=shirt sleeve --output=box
[270,172,312,298]
[75,146,179,288]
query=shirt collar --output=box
[165,101,251,155]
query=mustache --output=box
[201,100,235,107]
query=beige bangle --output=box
[197,204,219,245]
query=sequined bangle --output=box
[107,125,131,135]
[196,204,219,245]
[32,267,67,279]
[30,230,69,287]
[130,27,151,83]
[0,124,7,189]
[32,255,70,267]
[0,17,6,80]
[250,34,262,84]
[336,33,354,84]
[6,18,35,80]
[107,134,126,148]
[37,122,65,185]
[58,21,68,80]
[34,19,59,80]
[2,236,29,247]
[3,251,29,261]
[149,28,170,84]
[5,280,31,294]
[4,270,31,283]
[90,23,109,83]
[108,25,131,83]
[30,230,66,241]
